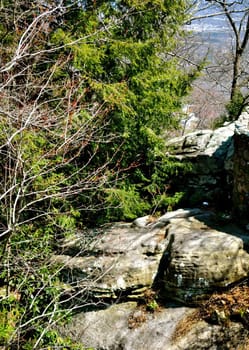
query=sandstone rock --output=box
[203,123,234,157]
[166,122,235,208]
[53,209,249,305]
[155,208,202,224]
[159,216,249,305]
[52,222,169,299]
[58,301,190,350]
[167,122,234,158]
[171,318,248,350]
[54,111,249,349]
[167,112,249,219]
[167,130,212,154]
[235,111,249,136]
[133,208,203,229]
[55,210,249,349]
[132,215,152,228]
[58,301,249,350]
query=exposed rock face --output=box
[53,222,169,300]
[159,215,249,304]
[59,299,249,350]
[167,112,249,226]
[55,209,249,349]
[166,122,234,209]
[167,122,234,165]
[58,302,191,350]
[53,210,249,304]
[56,113,249,348]
[233,112,249,227]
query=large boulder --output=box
[158,214,249,305]
[55,209,249,349]
[52,222,169,300]
[166,111,249,226]
[52,209,249,305]
[58,302,191,350]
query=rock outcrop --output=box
[54,209,249,304]
[233,112,249,227]
[158,214,249,304]
[166,111,249,227]
[55,112,249,349]
[53,221,169,300]
[166,122,235,209]
[59,300,249,350]
[55,209,249,349]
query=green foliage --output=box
[146,299,159,312]
[102,142,192,221]
[215,89,245,125]
[0,307,19,345]
[105,185,150,221]
[226,90,245,121]
[45,0,196,222]
[0,218,82,348]
[20,330,86,350]
[0,0,198,347]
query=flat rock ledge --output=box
[58,301,249,350]
[55,208,249,349]
[52,208,249,305]
[52,221,168,300]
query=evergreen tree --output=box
[48,0,197,219]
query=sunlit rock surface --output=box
[52,222,169,299]
[158,215,249,304]
[56,113,249,348]
[53,209,249,304]
[55,209,249,349]
[59,300,249,350]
